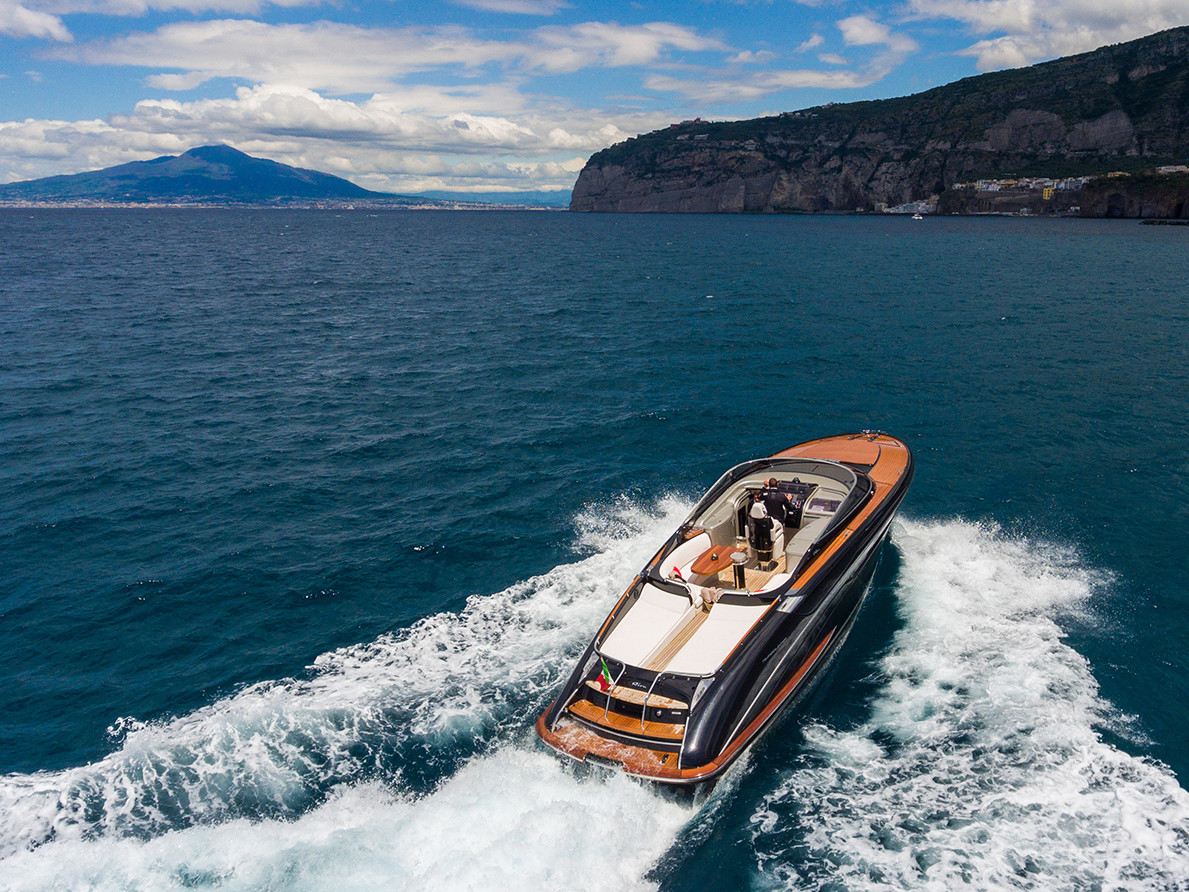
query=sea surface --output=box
[1,208,1187,890]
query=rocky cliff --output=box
[571,27,1189,214]
[1081,170,1189,217]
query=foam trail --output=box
[0,748,693,891]
[0,495,694,864]
[750,518,1189,890]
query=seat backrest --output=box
[665,531,712,578]
[771,518,785,557]
[784,517,827,576]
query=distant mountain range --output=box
[0,145,433,206]
[570,26,1189,215]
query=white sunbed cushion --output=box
[664,602,769,676]
[600,583,693,667]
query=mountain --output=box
[0,145,406,205]
[570,27,1189,214]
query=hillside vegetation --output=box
[571,27,1189,214]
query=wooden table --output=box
[690,544,743,577]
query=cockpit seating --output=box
[664,530,712,582]
[784,517,828,578]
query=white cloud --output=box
[0,111,583,193]
[529,21,726,72]
[451,0,569,13]
[0,82,673,192]
[0,0,70,40]
[838,14,919,56]
[38,0,319,15]
[56,19,726,93]
[836,14,919,78]
[645,66,882,103]
[110,84,542,150]
[907,0,1037,34]
[642,16,918,103]
[838,15,893,47]
[0,116,185,184]
[795,33,824,53]
[907,0,1189,69]
[730,49,777,64]
[147,71,215,90]
[60,20,524,93]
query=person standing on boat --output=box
[762,478,791,526]
[749,492,775,566]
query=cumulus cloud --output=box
[451,0,569,13]
[907,0,1189,69]
[38,0,317,15]
[0,0,70,40]
[109,83,624,153]
[0,116,184,184]
[56,19,724,92]
[0,82,671,192]
[60,20,523,93]
[729,49,777,64]
[645,66,882,103]
[642,16,917,103]
[529,21,726,72]
[838,14,918,65]
[811,12,918,88]
[0,111,581,193]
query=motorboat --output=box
[536,432,913,785]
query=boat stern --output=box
[535,710,686,780]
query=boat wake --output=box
[1,749,693,890]
[0,496,700,890]
[750,518,1189,890]
[2,508,1185,889]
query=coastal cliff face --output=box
[571,27,1189,214]
[1081,171,1189,217]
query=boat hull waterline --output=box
[536,432,914,785]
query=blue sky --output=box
[3,0,1189,194]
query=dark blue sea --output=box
[1,209,1187,890]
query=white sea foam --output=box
[0,749,692,891]
[0,495,698,885]
[750,518,1189,890]
[9,508,1183,890]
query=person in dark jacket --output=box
[762,478,791,526]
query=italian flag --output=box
[596,658,613,692]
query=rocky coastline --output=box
[570,27,1189,218]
